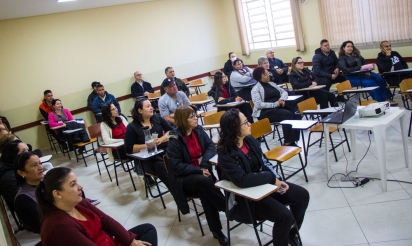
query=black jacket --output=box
[312,48,340,79]
[166,125,215,214]
[160,78,190,97]
[131,81,154,98]
[223,60,233,77]
[87,91,98,111]
[217,136,279,223]
[210,82,238,106]
[338,54,366,75]
[0,162,19,212]
[376,51,408,74]
[289,68,318,90]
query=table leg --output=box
[300,130,308,167]
[323,123,331,179]
[373,125,387,192]
[349,129,356,160]
[399,113,410,168]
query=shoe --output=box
[288,233,302,246]
[283,142,299,147]
[145,176,156,187]
[387,100,398,106]
[135,165,144,175]
[86,198,101,206]
[212,230,229,246]
[336,95,346,102]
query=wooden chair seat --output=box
[199,109,217,118]
[265,146,302,163]
[309,123,338,133]
[73,137,98,147]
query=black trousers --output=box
[259,105,301,144]
[183,174,226,232]
[254,182,309,246]
[129,223,158,246]
[237,87,253,101]
[307,89,337,109]
[316,76,346,91]
[142,156,170,189]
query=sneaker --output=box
[86,198,101,206]
[387,100,398,106]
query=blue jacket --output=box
[92,92,121,114]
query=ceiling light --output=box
[57,0,76,2]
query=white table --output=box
[39,155,52,163]
[302,107,337,116]
[128,149,164,160]
[215,180,277,201]
[215,101,246,108]
[209,154,218,165]
[101,141,124,148]
[323,107,409,192]
[191,99,214,112]
[285,95,303,101]
[294,85,326,92]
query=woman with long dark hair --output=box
[217,109,309,246]
[36,167,157,246]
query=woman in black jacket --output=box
[166,106,227,246]
[217,109,309,246]
[289,56,337,109]
[211,72,253,123]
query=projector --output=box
[358,102,390,117]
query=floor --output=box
[29,93,412,246]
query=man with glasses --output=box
[158,79,191,125]
[131,71,154,98]
[160,67,190,97]
[266,49,289,83]
[376,40,412,86]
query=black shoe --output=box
[283,142,299,147]
[288,233,302,246]
[135,165,144,175]
[212,230,229,246]
[145,176,156,187]
[336,95,346,102]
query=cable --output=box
[355,177,412,185]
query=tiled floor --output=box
[37,94,412,246]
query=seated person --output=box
[223,52,237,78]
[290,57,337,109]
[131,71,154,98]
[0,134,17,156]
[312,39,346,91]
[87,81,100,111]
[217,109,309,246]
[230,58,257,101]
[158,79,191,125]
[166,106,227,245]
[257,56,283,84]
[376,40,412,86]
[338,40,396,105]
[251,67,301,146]
[124,99,171,189]
[48,99,90,151]
[210,72,253,123]
[100,103,129,161]
[0,115,11,132]
[92,84,122,122]
[266,49,289,82]
[39,90,54,120]
[36,167,158,246]
[160,67,190,97]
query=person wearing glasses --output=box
[166,106,227,246]
[158,79,191,125]
[131,71,154,98]
[266,49,289,83]
[290,57,337,109]
[217,109,309,246]
[160,67,190,97]
[251,67,300,146]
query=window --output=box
[241,0,296,50]
[319,0,412,47]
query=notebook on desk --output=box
[321,94,359,124]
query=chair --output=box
[40,121,60,154]
[87,123,112,181]
[64,120,98,166]
[250,118,276,150]
[163,155,205,236]
[148,91,161,114]
[399,78,412,136]
[249,100,283,144]
[188,79,205,95]
[147,91,161,99]
[203,110,225,138]
[297,97,351,162]
[337,80,377,106]
[189,92,214,112]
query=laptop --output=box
[321,94,359,124]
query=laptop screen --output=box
[342,94,359,123]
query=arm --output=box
[91,98,101,114]
[124,123,146,154]
[87,94,94,111]
[14,195,41,233]
[398,52,409,68]
[198,129,216,170]
[338,56,361,74]
[64,109,74,121]
[131,83,143,98]
[39,108,48,120]
[289,72,312,89]
[279,59,288,74]
[167,136,203,176]
[312,54,333,78]
[251,85,280,109]
[145,82,154,93]
[48,113,64,128]
[181,92,191,106]
[177,79,190,97]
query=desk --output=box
[302,107,337,116]
[203,123,220,130]
[286,95,303,101]
[215,101,246,108]
[128,149,164,160]
[348,69,372,88]
[383,68,412,82]
[215,180,277,201]
[101,141,124,148]
[294,85,326,98]
[188,83,207,94]
[342,86,379,104]
[39,155,52,163]
[191,99,214,112]
[323,107,409,192]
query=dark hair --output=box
[338,40,360,57]
[14,152,37,185]
[233,58,243,67]
[213,72,225,89]
[131,98,150,123]
[101,103,122,129]
[174,106,195,136]
[291,56,304,75]
[165,67,172,74]
[252,66,266,82]
[228,52,234,59]
[0,134,16,153]
[43,90,52,96]
[380,40,389,48]
[35,167,73,221]
[320,39,328,46]
[96,84,104,89]
[51,99,61,107]
[0,139,23,166]
[217,109,242,154]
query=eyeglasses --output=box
[135,74,142,76]
[188,114,197,119]
[297,62,304,64]
[240,119,250,126]
[110,107,117,111]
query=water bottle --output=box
[143,126,157,155]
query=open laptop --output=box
[321,94,359,124]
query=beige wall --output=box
[1,0,411,150]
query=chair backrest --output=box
[204,110,225,125]
[250,118,272,139]
[148,91,161,99]
[336,80,352,95]
[182,78,188,84]
[399,78,412,93]
[88,123,102,139]
[210,70,221,76]
[249,100,254,110]
[297,97,318,114]
[189,92,208,102]
[162,155,169,172]
[188,79,203,86]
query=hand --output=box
[333,68,340,75]
[275,179,289,195]
[218,97,225,102]
[383,48,391,56]
[276,68,283,75]
[130,239,151,246]
[278,99,285,107]
[331,73,337,80]
[235,97,243,102]
[154,138,162,146]
[202,168,211,177]
[144,91,150,95]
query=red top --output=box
[221,87,230,99]
[76,206,121,246]
[112,122,126,139]
[184,131,203,167]
[240,142,249,155]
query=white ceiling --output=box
[0,0,155,20]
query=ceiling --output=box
[0,0,155,20]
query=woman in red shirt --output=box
[36,167,157,246]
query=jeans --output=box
[345,72,391,102]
